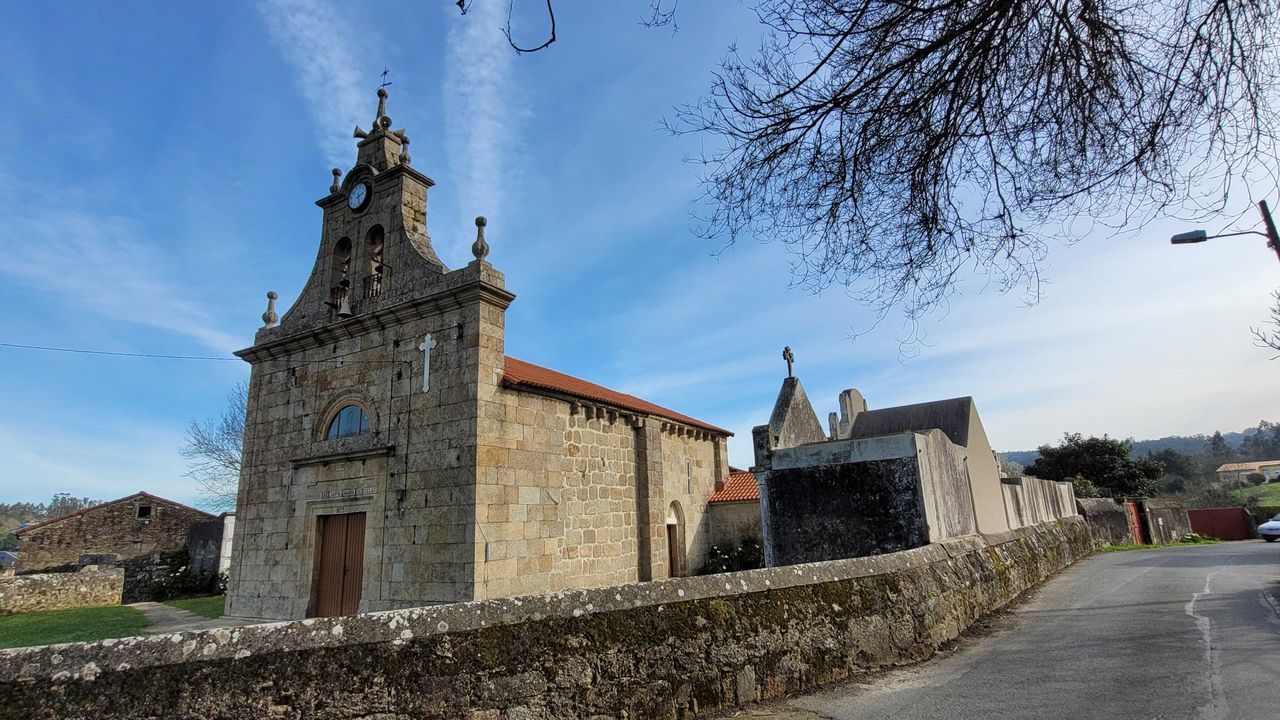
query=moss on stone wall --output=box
[0,519,1092,720]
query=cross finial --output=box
[783,346,795,378]
[379,66,393,89]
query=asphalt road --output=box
[747,541,1280,720]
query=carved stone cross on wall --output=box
[419,334,438,392]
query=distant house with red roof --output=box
[708,470,764,552]
[15,492,215,574]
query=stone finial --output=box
[376,87,388,122]
[399,135,411,166]
[262,291,279,328]
[330,168,342,194]
[783,346,795,378]
[472,216,489,260]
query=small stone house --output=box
[14,492,215,574]
[226,89,732,621]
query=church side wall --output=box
[473,386,642,599]
[657,429,723,574]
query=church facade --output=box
[225,90,731,620]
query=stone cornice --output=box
[237,279,515,364]
[291,444,396,468]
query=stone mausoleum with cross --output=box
[225,90,732,620]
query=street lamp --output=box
[1170,200,1280,265]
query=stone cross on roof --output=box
[783,346,795,378]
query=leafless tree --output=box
[462,1,1279,333]
[672,0,1279,329]
[1253,289,1280,355]
[182,381,247,512]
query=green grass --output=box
[1098,534,1220,553]
[161,594,225,619]
[1231,481,1280,504]
[0,605,149,649]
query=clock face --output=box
[347,183,369,210]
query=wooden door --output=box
[313,512,366,617]
[666,524,686,578]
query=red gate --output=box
[1188,507,1253,541]
[1125,501,1150,544]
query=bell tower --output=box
[259,87,449,337]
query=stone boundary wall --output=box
[0,568,123,616]
[1001,476,1077,529]
[1076,498,1132,547]
[0,518,1092,720]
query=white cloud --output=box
[258,0,370,169]
[0,421,195,506]
[442,0,519,259]
[0,205,242,353]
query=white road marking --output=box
[1184,571,1226,720]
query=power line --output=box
[0,342,237,361]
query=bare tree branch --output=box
[642,0,680,30]
[503,0,557,54]
[1252,289,1280,356]
[670,0,1280,337]
[181,381,247,512]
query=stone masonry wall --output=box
[472,382,728,601]
[0,518,1093,720]
[17,498,212,574]
[0,568,123,616]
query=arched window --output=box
[326,405,369,440]
[364,226,386,299]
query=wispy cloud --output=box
[258,0,369,169]
[0,420,193,504]
[443,0,519,258]
[0,206,243,353]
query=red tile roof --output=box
[15,491,215,536]
[502,357,731,435]
[709,470,759,503]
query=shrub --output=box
[702,539,765,574]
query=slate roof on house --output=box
[1215,460,1280,473]
[503,357,731,435]
[709,470,759,503]
[848,396,975,447]
[14,492,215,537]
[0,550,18,568]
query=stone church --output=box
[225,90,732,620]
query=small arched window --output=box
[326,405,369,440]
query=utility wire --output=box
[0,342,237,361]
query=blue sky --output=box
[1,1,1277,508]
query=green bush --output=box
[702,539,765,574]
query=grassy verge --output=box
[0,605,149,649]
[1098,534,1220,553]
[1231,482,1280,504]
[161,595,225,619]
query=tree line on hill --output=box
[1000,421,1280,506]
[0,494,100,551]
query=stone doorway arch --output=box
[666,501,687,578]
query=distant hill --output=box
[1000,427,1258,467]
